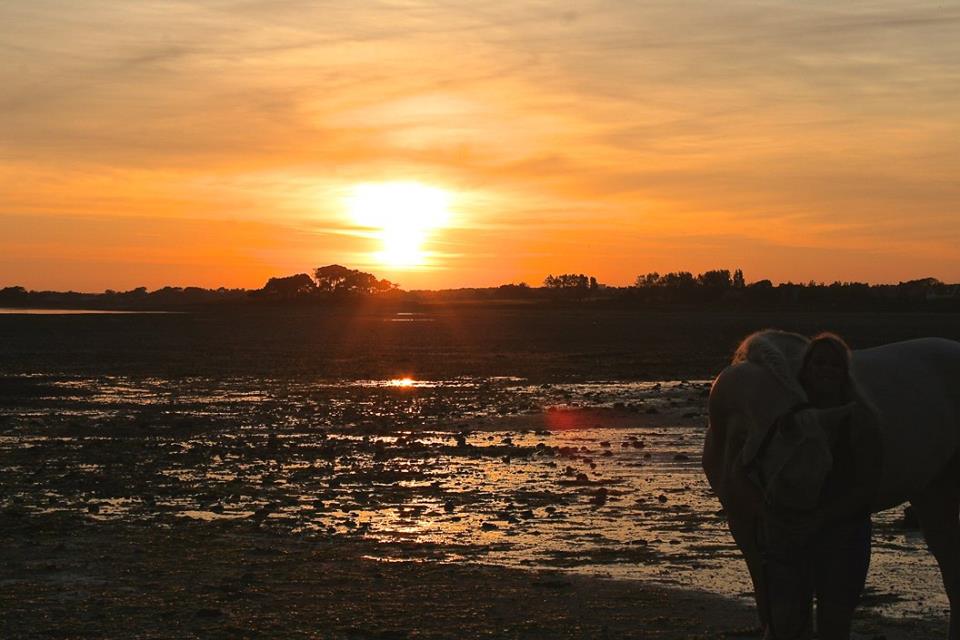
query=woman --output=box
[761,333,882,640]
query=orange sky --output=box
[2,2,959,291]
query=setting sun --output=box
[345,182,452,268]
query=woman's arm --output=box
[821,413,882,523]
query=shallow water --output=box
[0,374,946,622]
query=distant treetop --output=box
[313,265,397,294]
[543,273,599,290]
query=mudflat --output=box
[1,308,957,638]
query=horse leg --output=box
[913,475,960,640]
[721,461,771,633]
[704,410,768,631]
[727,512,769,630]
[812,518,871,640]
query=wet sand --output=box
[0,375,949,638]
[3,512,940,640]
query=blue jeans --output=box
[760,511,871,640]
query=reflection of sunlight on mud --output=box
[0,374,946,621]
[387,312,436,323]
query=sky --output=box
[2,1,959,291]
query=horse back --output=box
[853,338,960,508]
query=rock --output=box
[657,494,668,503]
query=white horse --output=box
[704,330,960,638]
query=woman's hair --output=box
[800,332,851,372]
[800,332,853,402]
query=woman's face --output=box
[802,343,847,396]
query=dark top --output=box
[819,415,869,520]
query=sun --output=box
[345,182,452,268]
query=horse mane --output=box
[732,330,810,401]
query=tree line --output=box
[1,266,957,311]
[533,269,958,309]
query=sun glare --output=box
[346,182,452,268]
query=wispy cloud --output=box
[1,0,958,287]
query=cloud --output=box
[1,0,958,286]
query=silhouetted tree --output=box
[497,283,531,298]
[660,272,696,288]
[733,268,746,289]
[0,286,28,305]
[698,269,732,289]
[634,272,661,287]
[261,273,316,299]
[899,277,942,288]
[313,265,353,292]
[313,265,397,294]
[543,273,591,289]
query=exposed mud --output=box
[0,373,948,638]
